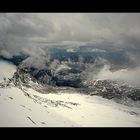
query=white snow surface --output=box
[0,86,140,127]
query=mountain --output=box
[1,69,140,127]
[11,66,140,107]
[9,55,140,108]
[83,79,140,106]
[1,46,140,127]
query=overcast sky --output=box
[0,13,140,58]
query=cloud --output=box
[0,60,16,82]
[0,13,54,58]
[0,13,140,61]
[96,65,140,87]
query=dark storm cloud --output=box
[0,13,140,58]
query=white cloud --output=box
[0,61,16,82]
[96,65,140,87]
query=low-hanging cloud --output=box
[96,65,140,87]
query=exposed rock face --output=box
[83,79,140,102]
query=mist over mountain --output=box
[5,45,139,108]
[1,42,139,89]
[1,13,140,127]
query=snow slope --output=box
[34,92,140,127]
[0,86,140,127]
[0,87,78,127]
